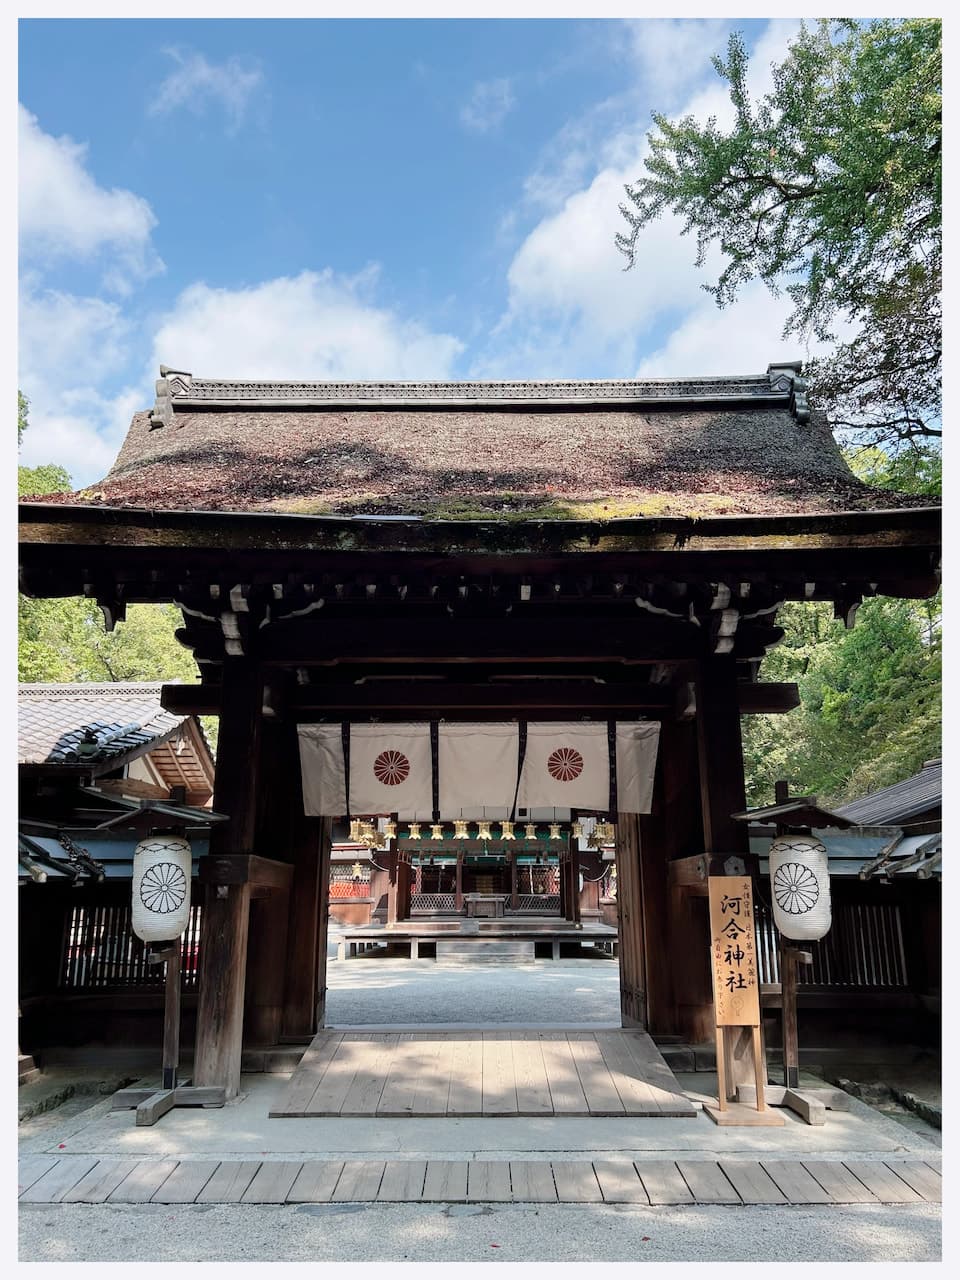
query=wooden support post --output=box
[455,853,463,912]
[695,656,751,859]
[714,1026,728,1112]
[570,841,582,926]
[781,940,800,1089]
[396,856,412,922]
[281,815,326,1038]
[314,818,332,1027]
[510,852,519,910]
[194,658,263,1098]
[244,891,290,1047]
[386,851,400,926]
[615,814,646,1027]
[637,716,703,1037]
[193,880,252,1097]
[695,657,760,1091]
[161,940,181,1092]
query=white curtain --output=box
[439,722,519,816]
[349,722,433,817]
[616,721,661,814]
[297,724,347,816]
[518,722,610,810]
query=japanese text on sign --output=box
[708,876,761,1027]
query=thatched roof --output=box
[26,364,934,519]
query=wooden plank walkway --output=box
[19,1157,942,1206]
[269,1029,696,1118]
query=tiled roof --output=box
[18,682,187,766]
[835,760,942,826]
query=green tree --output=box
[742,450,940,806]
[18,391,202,692]
[617,19,941,448]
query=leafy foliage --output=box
[18,389,203,695]
[618,19,941,447]
[742,446,941,807]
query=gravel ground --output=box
[19,932,941,1262]
[18,1200,942,1263]
[325,947,621,1026]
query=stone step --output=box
[435,939,536,965]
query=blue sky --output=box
[19,15,817,485]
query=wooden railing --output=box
[755,899,908,987]
[60,901,203,991]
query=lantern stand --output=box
[731,786,855,1124]
[100,801,230,1126]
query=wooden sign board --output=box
[708,875,761,1028]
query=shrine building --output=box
[18,363,940,1099]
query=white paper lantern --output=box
[769,835,831,940]
[131,835,192,942]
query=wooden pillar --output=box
[696,657,764,1085]
[386,851,399,925]
[616,814,645,1026]
[244,891,289,1046]
[369,858,390,921]
[455,853,463,911]
[397,856,412,921]
[559,849,568,918]
[569,839,581,926]
[194,658,262,1097]
[578,851,603,917]
[639,716,705,1037]
[510,852,519,910]
[194,880,252,1096]
[695,656,750,858]
[314,819,332,1026]
[280,812,325,1038]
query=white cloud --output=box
[18,288,140,481]
[479,18,806,378]
[150,268,464,381]
[635,281,815,378]
[460,79,515,134]
[622,18,732,110]
[18,105,161,289]
[150,48,264,132]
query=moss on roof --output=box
[35,400,933,519]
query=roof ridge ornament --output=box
[767,361,810,424]
[145,366,806,420]
[150,367,193,428]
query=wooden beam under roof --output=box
[161,679,800,719]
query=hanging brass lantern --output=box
[477,819,492,841]
[548,822,562,840]
[524,822,537,840]
[453,819,470,840]
[349,819,361,842]
[596,820,616,843]
[430,823,444,841]
[407,822,422,841]
[383,819,397,840]
[571,820,584,839]
[500,820,516,840]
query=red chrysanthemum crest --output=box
[373,749,410,786]
[547,746,584,782]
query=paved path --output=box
[19,1153,941,1206]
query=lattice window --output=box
[410,893,457,913]
[329,864,371,899]
[60,900,202,991]
[509,894,561,913]
[754,898,908,987]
